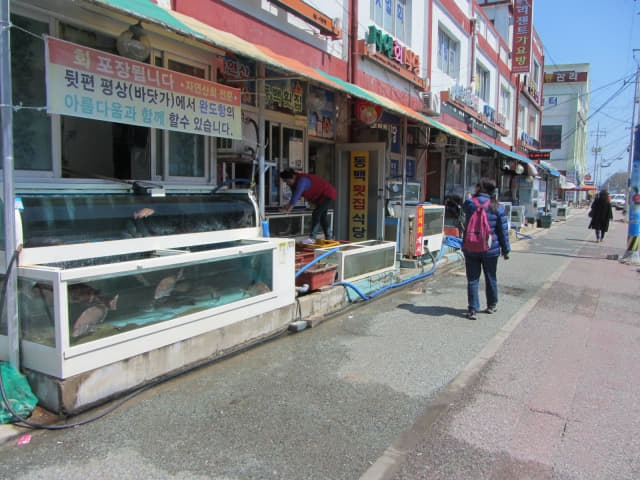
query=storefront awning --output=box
[471,134,534,165]
[425,117,486,147]
[88,0,445,129]
[87,0,493,145]
[538,161,561,177]
[312,70,429,124]
[87,0,351,93]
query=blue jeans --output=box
[464,254,499,313]
[311,198,333,239]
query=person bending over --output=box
[279,168,337,240]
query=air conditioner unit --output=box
[419,91,441,116]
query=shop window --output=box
[542,125,562,149]
[10,14,52,172]
[161,58,207,180]
[57,23,149,181]
[371,0,411,44]
[437,28,459,79]
[475,63,490,102]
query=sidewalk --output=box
[365,209,640,480]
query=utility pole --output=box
[622,51,640,264]
[590,123,605,188]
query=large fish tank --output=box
[1,191,295,381]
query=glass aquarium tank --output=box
[19,243,273,347]
[314,240,396,282]
[1,190,295,381]
[18,192,257,248]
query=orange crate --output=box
[443,226,460,237]
[295,264,337,291]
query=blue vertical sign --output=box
[627,124,640,247]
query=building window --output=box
[371,0,411,43]
[475,63,490,102]
[438,28,459,79]
[532,60,540,87]
[518,105,525,133]
[165,59,207,179]
[499,85,511,119]
[542,125,562,149]
[528,114,537,138]
[11,14,52,171]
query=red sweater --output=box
[295,173,337,204]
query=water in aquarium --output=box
[343,246,395,280]
[18,193,256,248]
[17,250,273,347]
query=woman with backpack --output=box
[461,178,511,320]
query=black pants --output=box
[311,198,332,239]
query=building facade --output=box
[542,63,591,202]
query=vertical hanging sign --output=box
[511,0,533,74]
[349,151,369,241]
[414,205,424,256]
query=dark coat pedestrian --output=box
[588,190,613,242]
[461,178,511,320]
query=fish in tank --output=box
[71,294,119,338]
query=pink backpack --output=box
[463,197,492,253]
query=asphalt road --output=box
[0,209,632,480]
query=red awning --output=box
[561,184,597,191]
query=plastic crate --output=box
[295,264,337,290]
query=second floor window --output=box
[499,85,511,119]
[475,64,490,102]
[371,0,410,43]
[438,28,458,79]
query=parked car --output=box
[611,194,626,210]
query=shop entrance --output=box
[335,143,386,241]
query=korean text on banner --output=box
[349,151,369,241]
[44,36,242,139]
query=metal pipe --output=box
[1,0,19,368]
[257,64,266,220]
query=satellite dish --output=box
[117,22,151,62]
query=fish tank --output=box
[266,210,334,239]
[314,240,396,282]
[19,241,272,347]
[1,191,296,380]
[16,192,256,257]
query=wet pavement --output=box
[0,209,637,480]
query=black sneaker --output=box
[485,305,497,314]
[465,310,477,320]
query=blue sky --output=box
[533,0,640,180]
